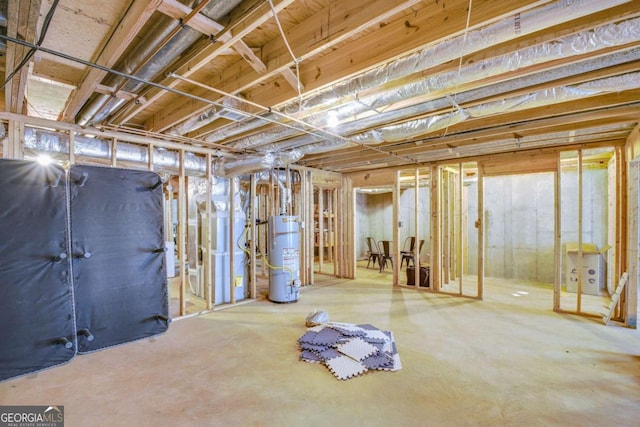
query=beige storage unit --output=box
[565,243,605,295]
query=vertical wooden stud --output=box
[229,176,237,305]
[393,170,400,286]
[430,165,439,291]
[577,149,583,312]
[554,154,561,311]
[306,171,314,285]
[477,165,484,300]
[414,168,420,288]
[318,188,324,272]
[69,131,75,165]
[178,150,187,316]
[148,144,154,171]
[250,173,257,298]
[7,120,24,159]
[458,163,464,295]
[333,187,340,276]
[442,169,450,285]
[204,154,212,309]
[111,138,118,167]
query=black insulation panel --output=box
[69,165,168,352]
[0,159,76,381]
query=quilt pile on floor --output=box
[297,322,401,380]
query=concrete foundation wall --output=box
[355,192,393,259]
[355,187,431,261]
[398,186,431,264]
[466,170,608,284]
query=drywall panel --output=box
[69,165,169,353]
[0,159,76,381]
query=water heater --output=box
[268,215,300,303]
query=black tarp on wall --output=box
[69,165,169,353]
[0,160,76,381]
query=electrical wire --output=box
[442,0,473,138]
[1,0,60,90]
[267,0,303,111]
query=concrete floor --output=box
[1,268,639,426]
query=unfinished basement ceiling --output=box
[1,0,639,174]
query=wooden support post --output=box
[318,188,324,272]
[229,176,237,305]
[69,131,75,165]
[178,150,187,316]
[554,155,561,311]
[250,173,257,298]
[348,177,356,279]
[458,163,464,295]
[111,138,118,167]
[477,165,484,300]
[269,172,276,217]
[148,144,154,171]
[333,187,340,276]
[7,120,24,159]
[259,184,267,278]
[625,160,638,328]
[306,171,314,285]
[393,170,400,286]
[414,168,420,288]
[204,154,212,309]
[430,165,439,291]
[442,169,450,286]
[615,146,628,321]
[577,149,583,313]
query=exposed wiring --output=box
[1,0,60,90]
[267,0,303,112]
[442,0,473,138]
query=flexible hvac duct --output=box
[305,17,640,126]
[225,45,640,155]
[279,0,630,116]
[77,0,243,126]
[412,123,635,163]
[350,73,640,144]
[22,126,208,174]
[215,151,304,177]
[168,107,219,136]
[222,17,640,153]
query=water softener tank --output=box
[268,215,300,303]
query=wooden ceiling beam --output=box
[144,0,545,133]
[61,0,162,122]
[117,0,296,130]
[300,96,640,168]
[5,0,41,114]
[158,0,269,76]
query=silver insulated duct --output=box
[76,0,243,127]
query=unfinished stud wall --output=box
[466,170,608,283]
[398,186,431,264]
[355,193,368,259]
[355,192,393,259]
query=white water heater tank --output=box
[268,215,300,303]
